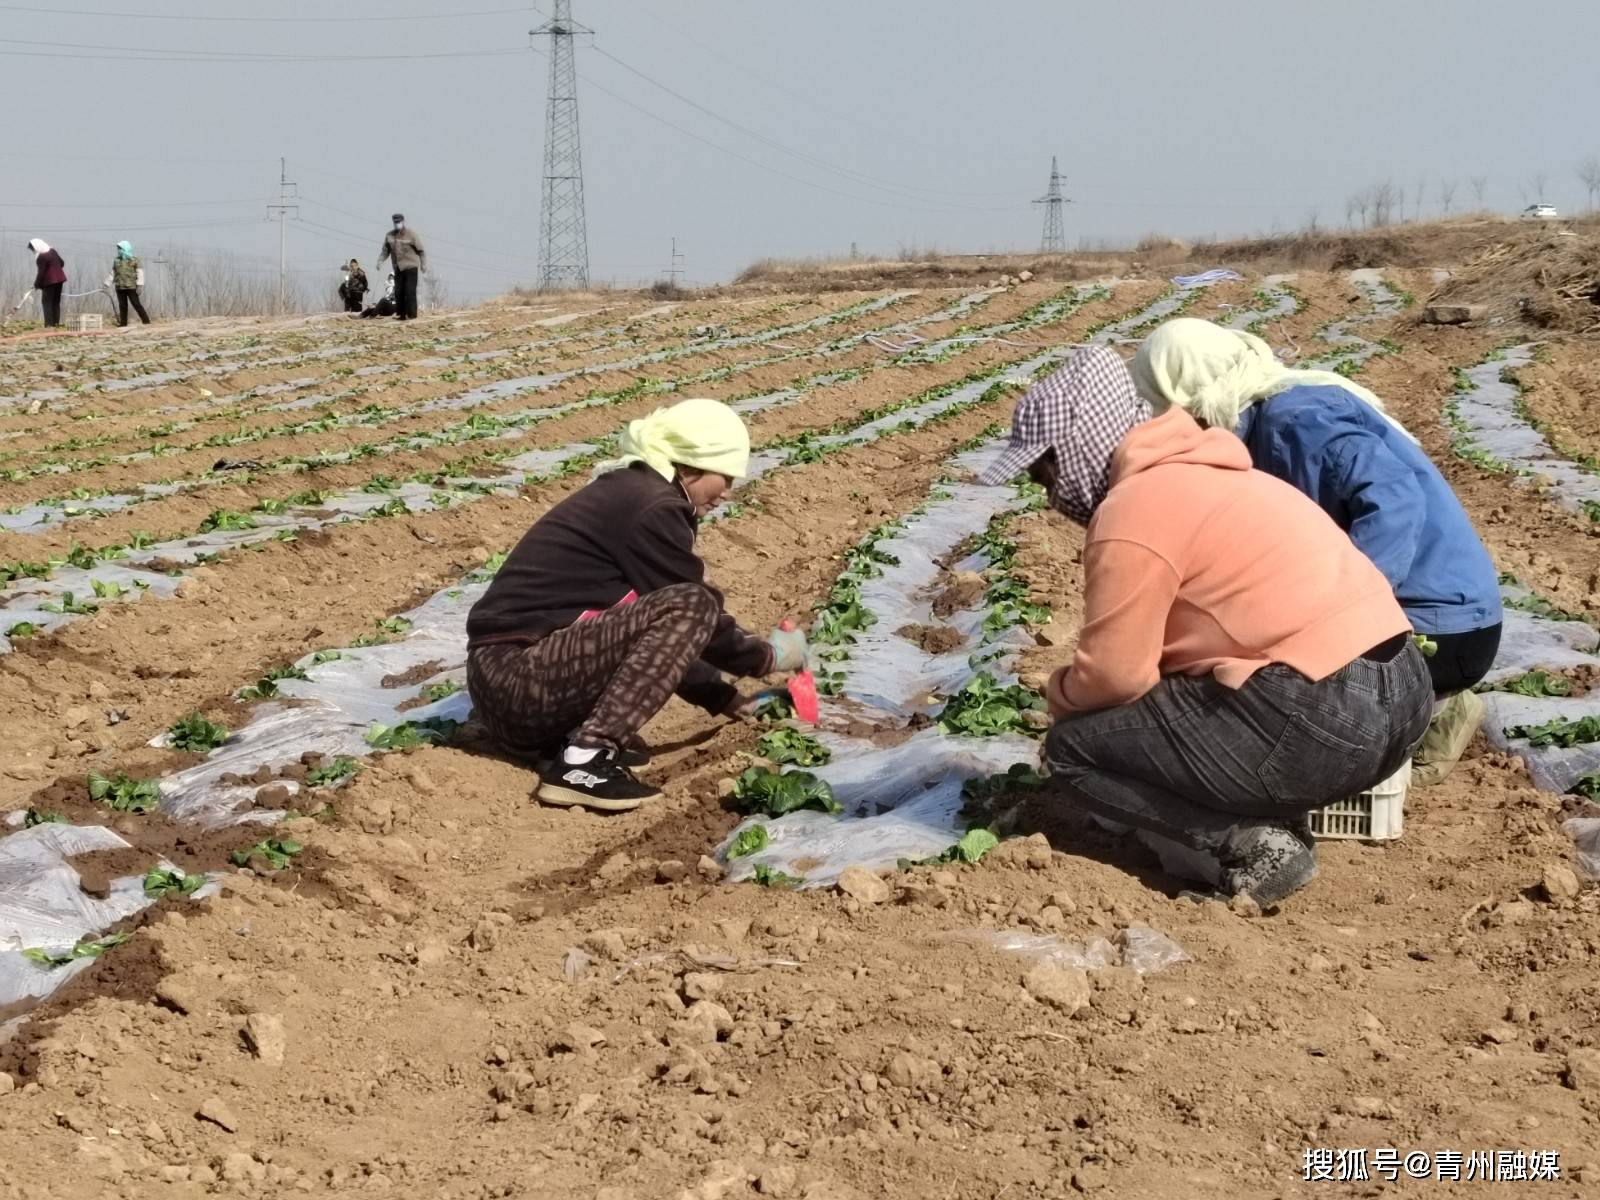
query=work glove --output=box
[766,625,808,673]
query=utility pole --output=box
[532,1,591,290]
[266,157,299,316]
[1034,156,1070,254]
[666,237,684,288]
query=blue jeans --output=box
[1043,642,1433,856]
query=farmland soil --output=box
[0,274,1597,1200]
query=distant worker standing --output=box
[105,241,151,327]
[376,213,425,321]
[338,259,368,313]
[27,239,67,327]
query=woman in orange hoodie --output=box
[980,347,1432,904]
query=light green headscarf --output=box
[1131,317,1399,433]
[116,241,134,259]
[594,397,751,481]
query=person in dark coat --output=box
[27,239,67,327]
[338,259,368,313]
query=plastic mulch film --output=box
[0,822,168,1019]
[1453,346,1600,516]
[1219,279,1298,331]
[0,294,909,409]
[945,925,1190,974]
[0,443,598,654]
[153,579,481,827]
[1303,269,1403,370]
[1480,585,1600,793]
[1564,819,1600,881]
[712,464,1044,885]
[0,291,971,537]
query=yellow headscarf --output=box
[595,397,751,481]
[1131,317,1395,432]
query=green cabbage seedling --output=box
[23,932,129,968]
[751,863,802,889]
[756,728,830,767]
[730,767,842,817]
[729,825,771,858]
[167,712,230,752]
[88,771,161,813]
[143,867,205,899]
[229,838,302,871]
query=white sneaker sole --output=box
[534,781,660,813]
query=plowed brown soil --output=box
[0,272,1595,1200]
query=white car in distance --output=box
[1521,203,1560,220]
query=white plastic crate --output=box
[1310,760,1409,841]
[76,314,104,332]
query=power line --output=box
[0,37,527,63]
[589,44,1018,213]
[0,3,526,21]
[0,197,260,209]
[623,5,998,177]
[544,45,1021,218]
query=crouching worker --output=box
[1132,319,1502,785]
[465,398,807,813]
[980,347,1432,905]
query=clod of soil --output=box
[931,570,987,617]
[896,622,964,654]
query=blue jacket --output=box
[1234,384,1501,636]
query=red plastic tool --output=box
[779,619,820,724]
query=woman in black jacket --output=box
[466,398,807,811]
[27,239,67,327]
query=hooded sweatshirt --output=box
[1048,407,1409,716]
[28,240,66,288]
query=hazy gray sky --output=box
[4,0,1597,302]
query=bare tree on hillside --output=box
[1371,180,1401,227]
[1438,178,1459,215]
[423,271,450,311]
[1414,174,1427,221]
[1576,155,1600,212]
[1348,188,1372,228]
[1528,170,1550,202]
[1469,176,1489,207]
[1345,194,1360,229]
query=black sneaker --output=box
[1221,824,1319,906]
[537,749,662,813]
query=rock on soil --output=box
[1024,962,1092,1015]
[196,1096,240,1132]
[242,1013,286,1066]
[1541,862,1581,903]
[836,865,891,905]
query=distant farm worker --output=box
[980,347,1432,905]
[360,274,397,319]
[376,213,425,321]
[1132,318,1502,785]
[466,398,808,812]
[104,241,151,327]
[339,259,368,313]
[27,239,66,328]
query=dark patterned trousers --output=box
[467,583,720,758]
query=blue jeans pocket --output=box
[1256,712,1368,808]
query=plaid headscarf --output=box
[979,346,1149,523]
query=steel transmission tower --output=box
[533,1,591,289]
[1034,157,1069,253]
